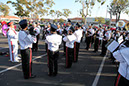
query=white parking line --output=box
[91,56,107,86]
[0,63,21,74]
[0,54,47,74]
[0,47,63,74]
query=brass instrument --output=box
[116,20,125,28]
[125,22,129,30]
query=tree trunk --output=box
[118,12,121,22]
[85,5,88,25]
[109,12,112,27]
[116,13,118,23]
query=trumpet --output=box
[125,22,129,30]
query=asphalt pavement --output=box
[0,34,117,86]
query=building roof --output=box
[69,17,83,20]
[40,18,51,21]
[0,15,20,20]
[111,19,129,23]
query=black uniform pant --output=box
[101,40,108,56]
[74,42,80,62]
[94,38,100,52]
[63,41,66,53]
[66,47,74,68]
[42,30,45,40]
[32,34,40,51]
[115,73,129,86]
[45,43,48,52]
[86,36,92,50]
[21,48,32,79]
[47,50,59,75]
[110,53,116,62]
[91,36,94,44]
[81,32,85,42]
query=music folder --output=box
[107,40,119,53]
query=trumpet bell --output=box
[125,22,129,30]
[116,20,125,28]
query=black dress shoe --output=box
[93,51,96,53]
[63,53,66,56]
[35,49,38,52]
[24,77,29,79]
[100,54,103,56]
[30,74,36,78]
[100,54,105,57]
[53,73,57,77]
[53,74,57,77]
[73,61,78,63]
[85,48,88,51]
[48,73,53,76]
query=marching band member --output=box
[57,23,63,35]
[100,28,111,56]
[63,19,71,55]
[113,34,129,86]
[63,26,76,68]
[93,27,102,52]
[74,22,83,62]
[45,23,51,52]
[32,22,40,52]
[6,21,20,62]
[19,19,37,79]
[45,24,62,76]
[81,24,86,42]
[85,25,95,50]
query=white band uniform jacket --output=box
[63,34,76,48]
[7,27,20,62]
[97,30,103,40]
[65,26,71,32]
[113,47,129,80]
[57,28,63,35]
[45,34,62,51]
[82,26,86,32]
[19,30,37,50]
[45,28,51,37]
[34,27,40,36]
[104,31,111,41]
[87,28,95,37]
[74,29,83,43]
[7,27,18,44]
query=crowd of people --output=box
[0,19,129,86]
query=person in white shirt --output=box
[19,19,37,79]
[113,37,129,86]
[93,28,101,52]
[45,23,51,52]
[74,22,83,62]
[6,21,20,62]
[85,25,95,50]
[100,28,111,56]
[63,26,76,68]
[57,23,63,35]
[32,22,40,52]
[81,24,86,42]
[45,24,62,76]
[63,19,71,55]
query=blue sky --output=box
[1,0,129,20]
